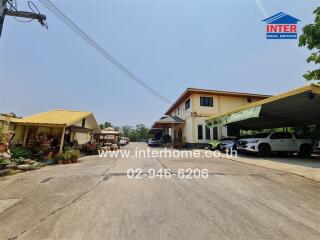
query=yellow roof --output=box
[13,109,93,127]
[206,84,320,122]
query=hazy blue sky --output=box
[0,0,319,127]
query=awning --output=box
[207,106,261,128]
[206,84,320,130]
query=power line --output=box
[39,0,172,105]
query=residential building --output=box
[6,109,100,152]
[151,88,270,147]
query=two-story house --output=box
[151,88,270,147]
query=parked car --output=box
[219,137,238,152]
[148,138,160,147]
[238,132,313,157]
[119,138,127,146]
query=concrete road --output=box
[0,143,319,240]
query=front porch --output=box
[150,115,186,147]
[17,123,94,158]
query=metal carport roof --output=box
[206,84,320,130]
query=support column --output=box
[22,126,29,147]
[59,127,66,153]
[171,123,174,144]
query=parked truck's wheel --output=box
[299,144,312,158]
[258,144,271,157]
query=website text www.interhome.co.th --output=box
[98,147,237,159]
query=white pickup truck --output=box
[238,132,313,157]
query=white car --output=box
[238,132,313,157]
[119,139,127,146]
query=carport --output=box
[206,84,320,130]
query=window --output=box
[212,127,218,140]
[205,126,211,140]
[198,125,203,140]
[293,133,310,139]
[270,132,292,139]
[177,107,180,115]
[185,99,190,110]
[283,133,293,139]
[200,97,213,107]
[254,133,270,138]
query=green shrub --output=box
[0,157,10,165]
[10,146,30,159]
[65,149,80,160]
[162,135,172,144]
[0,126,4,144]
[64,151,73,160]
[55,152,65,161]
[71,149,80,159]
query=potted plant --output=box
[55,152,65,164]
[70,149,80,163]
[63,151,72,164]
[10,146,30,160]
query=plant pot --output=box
[57,160,63,164]
[63,159,69,164]
[71,158,77,163]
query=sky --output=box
[0,0,319,128]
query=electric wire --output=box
[39,0,172,105]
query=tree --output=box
[135,124,150,141]
[99,124,104,129]
[299,7,320,81]
[121,126,133,137]
[121,124,151,142]
[104,122,112,128]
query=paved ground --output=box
[216,151,320,182]
[0,143,320,240]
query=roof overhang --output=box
[149,128,163,134]
[151,115,185,129]
[11,110,101,132]
[206,84,320,130]
[165,88,271,115]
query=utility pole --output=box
[0,0,6,36]
[0,0,47,37]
